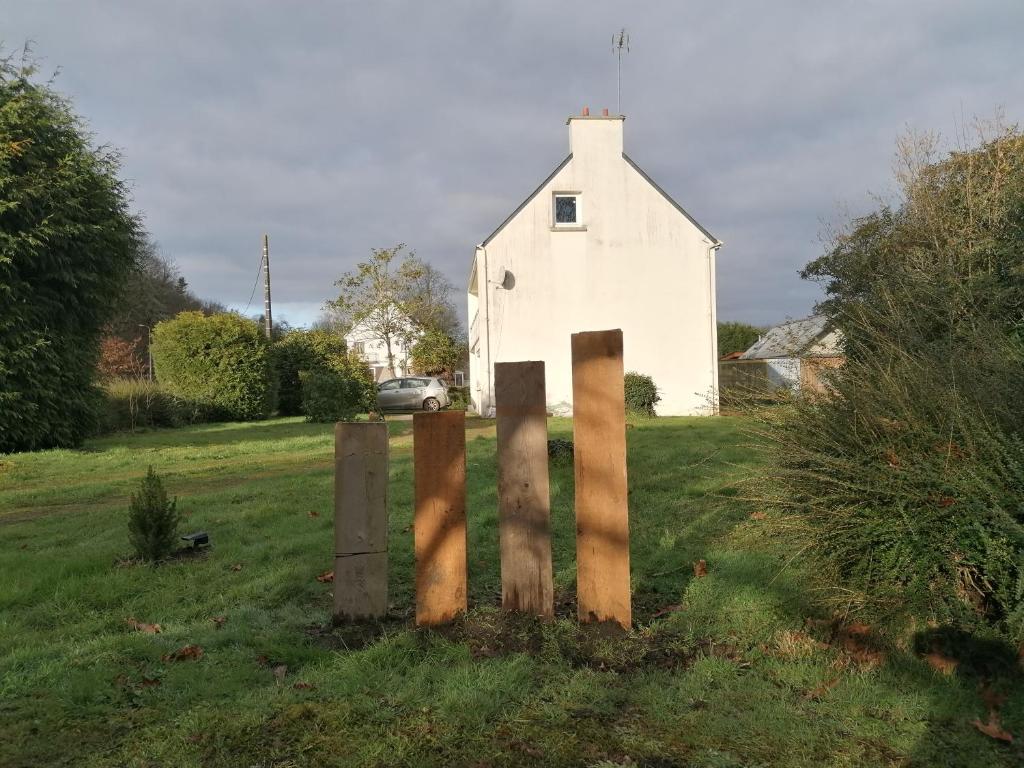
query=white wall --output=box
[346,316,415,381]
[468,115,719,416]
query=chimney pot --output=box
[582,106,589,116]
[602,108,609,116]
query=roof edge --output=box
[480,154,573,247]
[621,153,720,244]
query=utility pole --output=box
[138,324,153,381]
[262,234,273,339]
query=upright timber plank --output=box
[413,411,468,625]
[571,329,631,628]
[333,422,389,621]
[495,361,554,618]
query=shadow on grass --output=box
[86,416,418,452]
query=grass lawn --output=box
[1,415,1021,767]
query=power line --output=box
[242,251,264,316]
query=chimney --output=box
[566,110,625,157]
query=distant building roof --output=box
[740,315,837,360]
[720,350,745,361]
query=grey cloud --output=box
[6,0,1023,328]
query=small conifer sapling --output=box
[128,466,181,562]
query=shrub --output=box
[446,385,470,411]
[99,378,212,433]
[272,329,372,417]
[624,372,660,416]
[0,58,142,453]
[299,369,365,423]
[97,335,146,381]
[271,329,375,417]
[411,328,466,378]
[753,124,1024,642]
[128,466,181,562]
[151,312,275,421]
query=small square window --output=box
[554,194,579,225]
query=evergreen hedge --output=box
[0,58,142,452]
[151,312,275,421]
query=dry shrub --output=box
[750,120,1024,642]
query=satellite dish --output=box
[498,269,515,290]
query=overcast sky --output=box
[6,1,1023,328]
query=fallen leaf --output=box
[316,570,334,583]
[307,511,320,518]
[972,711,1014,743]
[230,563,243,571]
[938,496,956,508]
[803,677,841,700]
[884,449,901,469]
[923,652,958,674]
[293,681,315,690]
[126,618,162,634]
[652,604,683,619]
[163,644,204,662]
[211,615,227,629]
[750,511,767,521]
[139,676,161,688]
[693,560,708,578]
[273,664,288,682]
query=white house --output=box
[467,109,721,416]
[344,308,419,382]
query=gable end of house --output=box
[480,154,573,248]
[622,153,720,245]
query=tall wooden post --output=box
[413,411,467,625]
[495,361,553,618]
[333,422,389,621]
[571,329,631,628]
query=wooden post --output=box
[413,411,467,625]
[333,422,389,621]
[495,361,553,618]
[571,329,631,628]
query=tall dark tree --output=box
[0,54,142,451]
[105,239,225,358]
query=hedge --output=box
[151,312,275,421]
[271,329,375,418]
[98,379,214,433]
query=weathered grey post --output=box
[571,329,631,628]
[495,361,554,618]
[333,422,389,621]
[413,411,467,626]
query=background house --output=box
[467,109,721,416]
[344,309,419,382]
[718,315,844,396]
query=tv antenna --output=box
[612,28,630,114]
